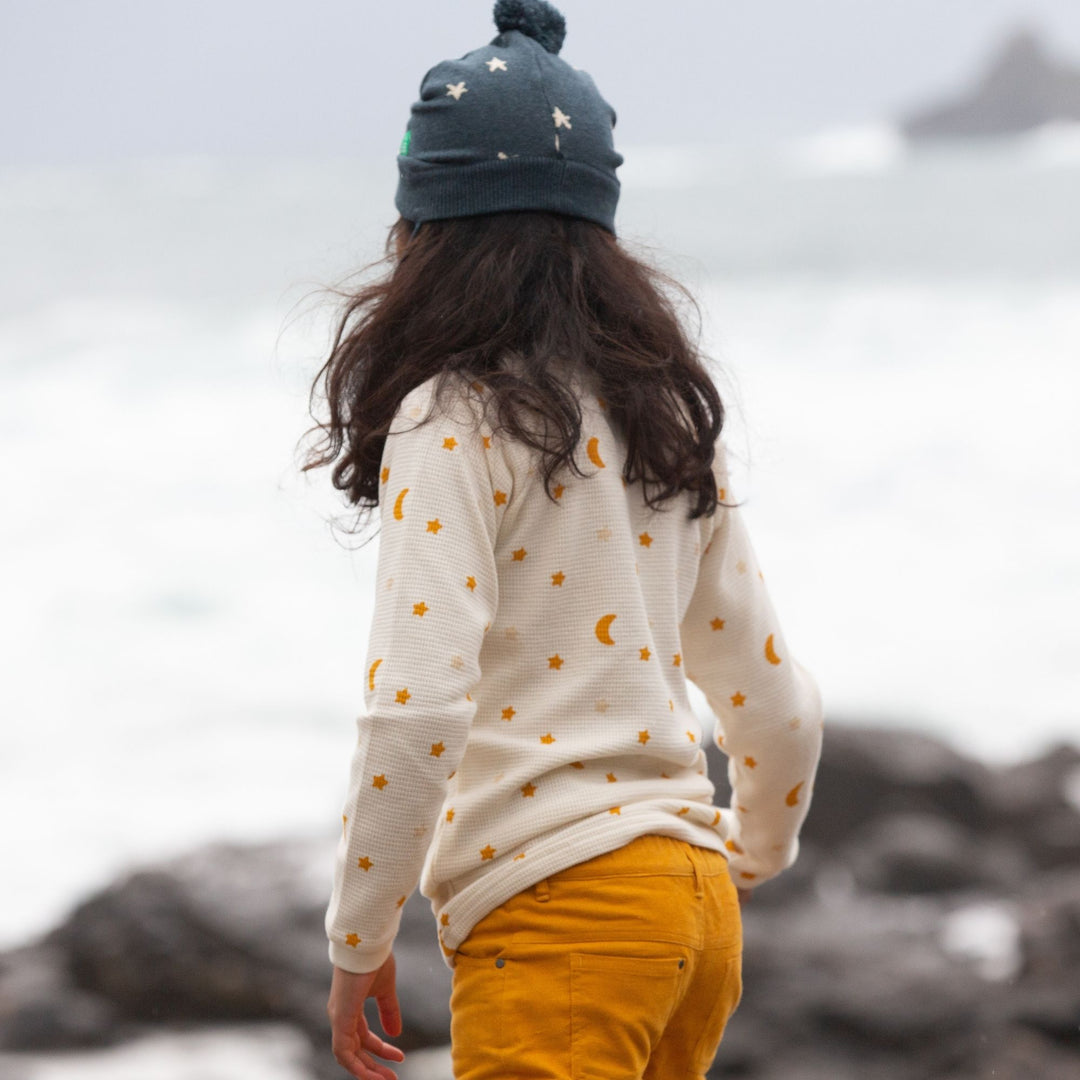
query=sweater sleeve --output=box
[325,378,500,973]
[679,441,824,889]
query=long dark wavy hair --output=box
[299,211,729,535]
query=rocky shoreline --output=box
[1,722,1078,1079]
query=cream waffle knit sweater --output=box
[325,371,824,974]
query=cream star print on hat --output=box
[395,0,624,234]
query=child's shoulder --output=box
[393,371,491,434]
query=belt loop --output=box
[534,877,551,903]
[691,852,704,899]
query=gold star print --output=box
[446,808,455,822]
[395,688,411,705]
[426,518,442,534]
[740,872,757,881]
[372,774,388,790]
[712,810,722,826]
[345,932,361,947]
[609,806,621,815]
[595,699,608,712]
[357,856,373,871]
[446,81,468,100]
[450,655,464,668]
[711,617,725,631]
[486,56,508,72]
[789,716,802,730]
[466,575,477,591]
[502,706,516,721]
[718,488,726,501]
[441,912,450,926]
[606,772,617,783]
[548,654,564,669]
[504,626,519,641]
[551,570,565,586]
[669,700,675,711]
[738,804,749,813]
[639,647,651,661]
[514,852,526,860]
[744,756,757,768]
[494,490,508,506]
[725,838,744,854]
[673,653,682,667]
[483,434,492,449]
[413,601,429,617]
[639,532,653,547]
[342,813,347,835]
[736,559,747,574]
[553,484,565,499]
[380,467,389,484]
[540,733,555,744]
[638,730,650,744]
[396,896,407,907]
[443,436,457,450]
[731,691,746,707]
[597,527,612,541]
[569,761,584,769]
[521,782,537,797]
[678,807,690,816]
[480,845,496,860]
[686,731,696,742]
[430,742,445,757]
[512,547,527,561]
[553,106,572,129]
[597,396,607,410]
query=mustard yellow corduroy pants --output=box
[449,833,743,1080]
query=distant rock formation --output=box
[900,26,1080,139]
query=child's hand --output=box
[327,954,405,1080]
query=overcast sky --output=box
[3,0,1080,165]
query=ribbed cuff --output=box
[328,936,395,975]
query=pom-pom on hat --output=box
[395,1,624,235]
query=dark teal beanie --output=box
[395,1,624,235]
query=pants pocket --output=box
[569,951,685,1080]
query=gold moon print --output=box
[764,633,782,665]
[786,782,804,806]
[594,613,617,645]
[368,658,382,691]
[393,488,409,520]
[586,436,606,469]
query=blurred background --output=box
[1,2,1079,1078]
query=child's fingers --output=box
[377,988,404,1037]
[360,1024,406,1063]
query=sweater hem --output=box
[430,806,730,968]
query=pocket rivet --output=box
[678,958,685,969]
[495,958,505,968]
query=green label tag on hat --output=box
[400,129,412,156]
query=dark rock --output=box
[2,724,1079,1080]
[750,721,998,848]
[989,742,1080,872]
[1,836,452,1071]
[0,943,129,1051]
[900,27,1080,139]
[843,811,1028,895]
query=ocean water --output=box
[2,125,1078,973]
